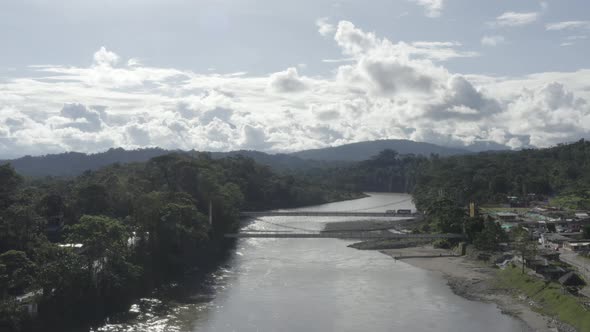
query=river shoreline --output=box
[380,246,573,332]
[323,215,571,331]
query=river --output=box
[94,193,527,332]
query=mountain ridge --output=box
[289,139,471,161]
[0,139,496,177]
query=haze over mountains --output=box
[1,139,504,177]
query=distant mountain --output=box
[0,148,172,177]
[0,139,506,177]
[289,139,471,161]
[460,140,511,152]
[0,148,347,177]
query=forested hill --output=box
[296,140,590,211]
[411,140,590,210]
[289,139,471,161]
[1,148,347,177]
[1,139,478,177]
[0,148,172,177]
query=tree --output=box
[511,226,537,274]
[158,198,209,269]
[473,220,508,251]
[0,164,23,209]
[0,250,36,297]
[75,184,110,216]
[424,198,465,234]
[0,204,45,252]
[65,215,139,295]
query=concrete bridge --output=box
[224,232,463,239]
[239,211,419,218]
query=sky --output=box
[1,0,590,158]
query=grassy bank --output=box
[495,266,590,331]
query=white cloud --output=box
[310,104,340,121]
[502,82,590,147]
[481,35,506,47]
[322,58,356,63]
[546,21,590,31]
[93,46,120,67]
[334,21,476,62]
[125,124,151,146]
[408,0,444,18]
[492,11,539,27]
[1,21,590,158]
[268,67,308,93]
[316,17,335,37]
[240,124,271,150]
[58,103,104,132]
[566,35,588,41]
[127,58,142,67]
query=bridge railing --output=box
[224,232,463,239]
[239,211,419,218]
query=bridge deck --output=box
[224,232,463,239]
[240,211,417,218]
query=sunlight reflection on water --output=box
[94,193,526,332]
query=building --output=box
[496,212,519,221]
[563,240,590,252]
[539,233,570,249]
[15,289,42,317]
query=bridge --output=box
[240,211,418,218]
[224,232,463,239]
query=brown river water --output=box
[93,193,527,332]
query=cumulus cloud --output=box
[125,124,151,146]
[408,0,444,18]
[268,67,307,93]
[93,46,120,67]
[316,17,335,37]
[240,125,271,150]
[310,104,341,121]
[58,103,104,132]
[425,76,501,121]
[0,21,590,158]
[491,12,539,27]
[503,82,590,146]
[360,56,436,95]
[200,107,235,126]
[333,22,476,62]
[481,35,506,47]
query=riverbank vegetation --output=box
[411,140,590,210]
[300,139,590,212]
[496,266,590,331]
[0,153,359,331]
